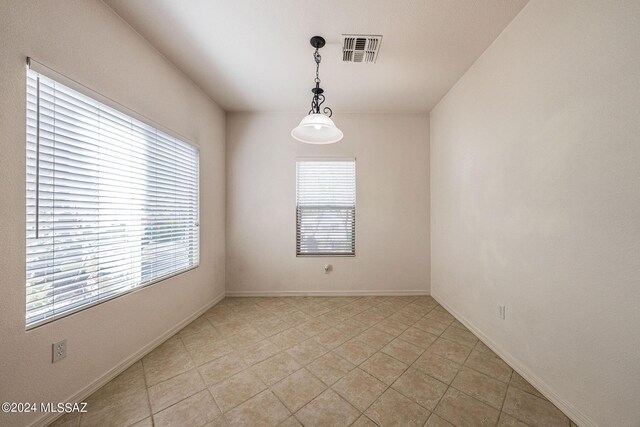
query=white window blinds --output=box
[296,159,356,256]
[26,68,200,329]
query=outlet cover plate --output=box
[52,339,67,363]
[498,305,506,320]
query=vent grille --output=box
[342,34,382,63]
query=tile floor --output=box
[50,296,576,427]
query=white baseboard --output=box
[225,289,430,297]
[432,293,595,427]
[33,291,226,427]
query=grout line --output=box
[139,358,154,426]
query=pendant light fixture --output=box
[291,36,343,144]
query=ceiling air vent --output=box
[342,34,382,63]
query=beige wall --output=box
[430,1,640,426]
[0,1,226,426]
[226,112,429,295]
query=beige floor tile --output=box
[360,352,408,385]
[355,327,395,350]
[428,338,473,365]
[425,413,455,426]
[142,337,194,386]
[48,412,79,427]
[295,389,359,427]
[180,328,223,348]
[403,302,432,316]
[199,352,246,386]
[332,368,386,411]
[435,388,500,427]
[473,340,499,358]
[375,318,409,336]
[226,327,265,349]
[335,318,368,338]
[153,390,220,427]
[148,368,206,413]
[307,352,356,386]
[271,368,326,412]
[411,348,462,385]
[451,367,508,409]
[129,417,153,427]
[90,362,146,401]
[279,310,313,326]
[81,390,150,427]
[365,388,430,427]
[223,390,290,427]
[498,413,529,426]
[179,315,216,338]
[442,326,479,348]
[351,415,378,426]
[393,307,424,322]
[464,349,513,383]
[279,416,302,426]
[450,319,470,331]
[315,312,345,327]
[381,338,423,365]
[413,317,450,336]
[412,296,438,309]
[303,304,333,317]
[392,367,448,410]
[253,353,302,385]
[398,327,438,349]
[333,339,377,365]
[502,387,570,427]
[209,370,267,413]
[285,339,328,365]
[312,327,352,349]
[81,363,150,427]
[426,308,455,324]
[255,317,292,337]
[203,415,228,426]
[214,318,254,336]
[352,308,388,326]
[510,371,546,399]
[242,339,281,366]
[184,335,234,367]
[297,318,333,337]
[270,328,309,349]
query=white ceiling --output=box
[104,0,528,113]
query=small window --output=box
[25,68,200,329]
[296,159,356,256]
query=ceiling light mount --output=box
[291,36,343,144]
[310,36,326,49]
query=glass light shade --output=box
[291,113,344,144]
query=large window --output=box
[296,159,356,256]
[25,68,200,329]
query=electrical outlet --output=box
[52,339,67,363]
[498,305,506,320]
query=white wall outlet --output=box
[52,339,67,363]
[324,264,332,274]
[498,305,506,320]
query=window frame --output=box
[295,157,356,257]
[25,59,201,330]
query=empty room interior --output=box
[1,1,639,426]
